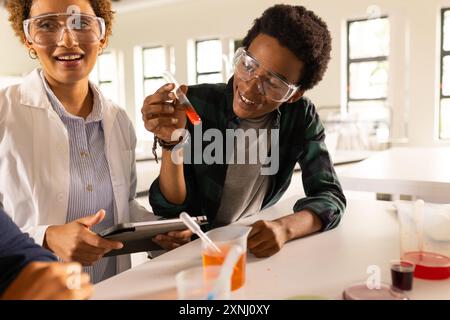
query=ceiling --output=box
[0,0,182,12]
[111,0,184,13]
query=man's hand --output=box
[141,83,188,142]
[247,210,323,258]
[44,210,123,266]
[152,229,193,250]
[1,262,93,300]
[247,220,288,258]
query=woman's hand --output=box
[44,210,123,266]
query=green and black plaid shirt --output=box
[149,77,346,231]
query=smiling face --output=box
[26,0,104,85]
[233,33,305,119]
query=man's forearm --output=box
[159,148,187,205]
[275,209,323,242]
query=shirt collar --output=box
[39,69,103,123]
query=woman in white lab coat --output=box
[0,0,163,283]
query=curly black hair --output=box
[242,4,332,91]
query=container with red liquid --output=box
[162,71,201,126]
[390,260,415,290]
[395,200,450,280]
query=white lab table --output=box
[332,150,376,165]
[92,196,450,300]
[338,147,450,203]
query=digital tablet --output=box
[99,216,208,257]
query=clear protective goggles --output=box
[233,47,301,103]
[23,13,106,46]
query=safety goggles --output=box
[23,13,105,46]
[233,47,301,103]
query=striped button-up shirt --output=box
[41,71,116,283]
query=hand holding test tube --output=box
[162,71,202,126]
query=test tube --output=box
[162,71,202,126]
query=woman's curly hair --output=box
[6,0,114,44]
[242,4,332,91]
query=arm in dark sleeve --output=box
[293,101,346,231]
[149,163,201,218]
[0,209,57,295]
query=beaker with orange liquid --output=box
[202,225,251,291]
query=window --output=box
[195,39,223,84]
[142,46,167,98]
[224,39,243,80]
[346,16,390,145]
[134,46,170,159]
[440,8,450,139]
[233,39,244,52]
[90,51,120,104]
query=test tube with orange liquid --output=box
[162,71,201,126]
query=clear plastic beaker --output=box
[176,265,230,300]
[395,200,450,280]
[202,225,251,291]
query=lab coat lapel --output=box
[101,99,125,221]
[19,69,52,110]
[18,69,70,226]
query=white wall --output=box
[0,8,38,75]
[1,0,450,147]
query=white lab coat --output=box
[0,69,152,273]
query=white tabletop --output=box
[332,150,376,165]
[93,195,450,300]
[338,147,450,202]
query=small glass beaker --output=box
[390,259,415,291]
[176,265,230,300]
[202,225,251,291]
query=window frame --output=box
[233,39,244,52]
[97,52,113,87]
[346,16,389,107]
[195,38,223,84]
[90,50,121,105]
[134,44,173,160]
[439,8,450,139]
[142,45,166,99]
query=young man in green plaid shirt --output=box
[142,4,346,257]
